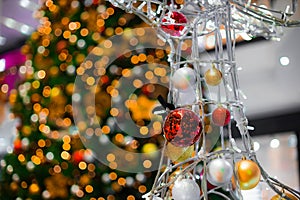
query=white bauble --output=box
[171,67,196,91]
[207,158,233,186]
[172,178,200,200]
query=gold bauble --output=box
[165,143,194,163]
[204,65,222,86]
[271,193,298,200]
[235,159,261,190]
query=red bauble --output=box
[14,139,22,152]
[212,107,231,126]
[161,11,187,36]
[163,108,202,147]
[72,150,84,163]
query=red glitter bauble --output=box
[163,108,202,147]
[212,107,231,126]
[161,11,187,36]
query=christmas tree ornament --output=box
[161,11,188,36]
[72,150,84,164]
[171,67,196,91]
[172,178,200,200]
[204,65,223,86]
[207,158,233,186]
[13,138,22,152]
[212,106,231,126]
[168,170,193,192]
[163,108,202,147]
[165,143,194,162]
[271,192,298,200]
[235,159,261,190]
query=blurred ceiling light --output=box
[19,0,30,8]
[20,24,32,35]
[3,18,16,29]
[1,17,34,36]
[19,0,39,11]
[270,138,280,148]
[279,56,290,66]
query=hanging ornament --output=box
[161,11,188,36]
[207,158,233,186]
[168,170,181,193]
[171,67,196,91]
[165,143,194,162]
[271,192,298,200]
[168,170,193,194]
[172,178,200,200]
[212,106,231,126]
[204,65,222,86]
[163,108,202,147]
[235,159,261,190]
[72,150,84,164]
[13,138,22,152]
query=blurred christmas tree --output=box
[0,0,169,199]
